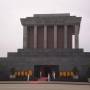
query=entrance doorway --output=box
[34,65,59,80]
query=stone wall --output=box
[0,49,90,77]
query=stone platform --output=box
[0,48,90,78]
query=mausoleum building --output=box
[0,13,90,81]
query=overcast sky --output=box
[0,0,90,57]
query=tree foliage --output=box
[10,67,16,75]
[72,66,79,75]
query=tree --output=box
[0,63,9,80]
[10,67,16,75]
[72,66,79,75]
[87,67,90,78]
[0,63,5,71]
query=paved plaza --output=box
[0,83,90,90]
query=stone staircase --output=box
[38,77,48,81]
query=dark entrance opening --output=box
[34,65,59,80]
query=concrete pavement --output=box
[0,81,90,85]
[0,83,90,90]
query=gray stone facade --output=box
[0,48,90,77]
[21,14,81,49]
[21,14,81,25]
[0,14,90,80]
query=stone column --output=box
[23,26,28,48]
[54,24,57,48]
[34,25,37,48]
[44,25,47,48]
[75,24,79,49]
[64,25,67,48]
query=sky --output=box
[0,0,90,57]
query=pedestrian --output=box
[48,73,50,81]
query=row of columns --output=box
[23,24,79,49]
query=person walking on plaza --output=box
[48,73,50,81]
[52,71,56,80]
